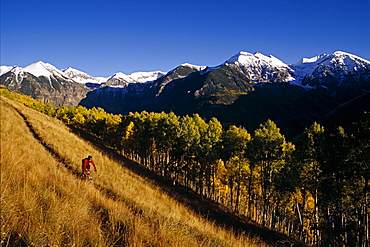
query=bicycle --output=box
[82,170,96,183]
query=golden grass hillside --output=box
[0,96,267,246]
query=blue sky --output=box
[1,0,370,77]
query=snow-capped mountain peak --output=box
[330,51,370,68]
[293,51,370,68]
[167,63,207,77]
[2,61,109,86]
[293,53,329,66]
[129,71,166,83]
[290,51,370,88]
[222,51,294,83]
[105,71,167,87]
[23,61,61,78]
[1,60,168,87]
[0,65,15,76]
[180,63,207,71]
[226,51,289,69]
[62,67,90,78]
[107,72,131,82]
[62,67,108,84]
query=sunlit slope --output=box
[0,96,265,246]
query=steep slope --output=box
[1,96,274,246]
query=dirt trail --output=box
[70,126,308,247]
[11,104,79,176]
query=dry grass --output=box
[1,96,268,246]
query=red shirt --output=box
[83,158,97,171]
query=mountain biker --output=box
[82,155,97,176]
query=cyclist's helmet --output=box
[88,155,92,160]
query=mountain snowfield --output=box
[1,51,370,89]
[106,71,167,87]
[224,51,295,83]
[290,51,370,87]
[0,65,14,75]
[0,61,167,87]
[62,67,108,84]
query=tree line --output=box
[1,88,368,246]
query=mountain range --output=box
[1,51,370,138]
